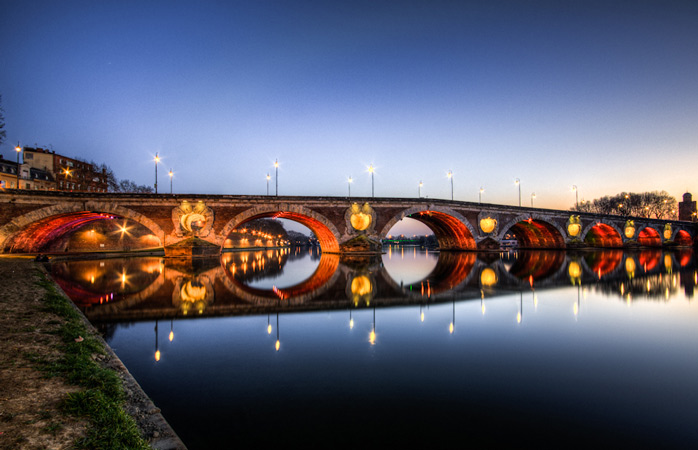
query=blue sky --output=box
[1,0,697,221]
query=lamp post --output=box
[169,169,173,194]
[515,178,521,207]
[531,192,536,207]
[266,173,271,195]
[572,185,578,209]
[447,170,453,200]
[15,143,21,189]
[348,176,353,197]
[479,186,484,204]
[154,153,159,194]
[368,164,374,197]
[418,181,423,198]
[274,159,279,196]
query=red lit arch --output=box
[583,223,623,247]
[637,227,661,246]
[499,217,565,248]
[380,207,477,250]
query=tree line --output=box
[573,191,677,219]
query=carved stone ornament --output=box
[172,200,214,237]
[346,203,374,232]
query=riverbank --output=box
[0,257,185,450]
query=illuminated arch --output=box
[0,202,164,253]
[637,226,662,246]
[380,251,477,297]
[581,221,623,247]
[219,205,341,253]
[379,206,477,250]
[497,214,566,248]
[673,229,693,246]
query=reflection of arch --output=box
[0,202,164,253]
[637,226,662,246]
[584,250,623,278]
[507,251,566,281]
[379,206,477,250]
[219,205,340,253]
[582,222,623,247]
[219,253,340,304]
[637,249,662,272]
[498,215,566,248]
[380,252,476,297]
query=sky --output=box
[1,0,697,235]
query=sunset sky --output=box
[1,0,697,228]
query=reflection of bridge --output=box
[51,249,697,322]
[1,190,696,254]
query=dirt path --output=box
[0,257,185,449]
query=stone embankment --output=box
[0,257,186,450]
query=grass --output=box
[34,275,151,450]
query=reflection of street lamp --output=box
[154,153,160,194]
[275,313,280,351]
[369,306,376,345]
[449,300,455,334]
[368,164,375,197]
[15,144,22,189]
[515,178,521,207]
[154,320,160,361]
[169,319,174,342]
[447,170,453,200]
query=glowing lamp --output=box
[567,215,581,237]
[479,217,497,234]
[169,331,174,342]
[480,268,497,287]
[275,340,280,351]
[624,220,636,239]
[154,350,161,362]
[351,275,372,296]
[349,203,372,231]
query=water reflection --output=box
[50,248,697,323]
[50,247,698,448]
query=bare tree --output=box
[573,191,677,219]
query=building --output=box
[22,147,108,192]
[679,193,697,221]
[0,155,22,189]
[0,154,56,190]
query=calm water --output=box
[51,247,698,448]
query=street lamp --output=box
[154,153,160,194]
[479,186,484,204]
[15,143,21,189]
[419,181,423,198]
[348,176,353,197]
[266,173,271,195]
[572,185,579,209]
[368,164,374,197]
[515,178,521,207]
[531,192,536,207]
[447,170,453,201]
[274,159,279,196]
[169,169,173,194]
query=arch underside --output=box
[674,230,693,246]
[3,212,120,253]
[585,223,623,247]
[638,227,661,246]
[508,220,565,248]
[408,211,476,250]
[233,212,339,253]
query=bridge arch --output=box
[219,205,341,253]
[0,201,165,253]
[379,206,477,250]
[673,229,694,246]
[637,226,662,246]
[581,221,624,248]
[497,214,566,248]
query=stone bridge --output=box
[0,190,695,255]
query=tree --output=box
[0,95,6,148]
[117,179,154,193]
[573,191,677,219]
